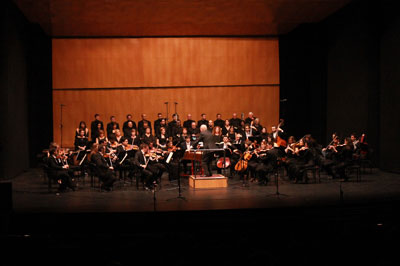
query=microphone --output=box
[280,99,287,102]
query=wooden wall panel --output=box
[53,86,279,147]
[52,38,279,89]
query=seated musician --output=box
[180,136,193,174]
[90,143,117,191]
[254,141,276,186]
[96,130,108,144]
[215,136,233,175]
[230,133,244,178]
[331,137,354,181]
[287,138,316,183]
[116,137,136,179]
[133,143,163,190]
[75,121,89,138]
[47,147,76,192]
[165,140,181,181]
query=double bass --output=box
[276,119,287,148]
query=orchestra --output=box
[43,111,371,193]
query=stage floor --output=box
[9,167,400,214]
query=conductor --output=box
[193,124,218,176]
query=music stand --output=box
[266,160,288,199]
[167,153,187,202]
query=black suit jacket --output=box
[193,130,218,150]
[133,150,148,168]
[91,153,111,176]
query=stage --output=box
[2,168,400,266]
[9,167,400,213]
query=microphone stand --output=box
[60,104,65,148]
[266,160,288,199]
[167,156,187,202]
[174,102,178,114]
[164,102,169,123]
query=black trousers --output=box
[99,170,117,189]
[201,152,214,176]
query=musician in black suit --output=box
[183,114,195,130]
[230,133,245,178]
[188,121,200,141]
[90,114,104,141]
[133,143,155,189]
[46,148,76,192]
[180,136,193,174]
[90,143,117,191]
[244,112,256,126]
[192,124,218,176]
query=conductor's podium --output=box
[189,174,228,189]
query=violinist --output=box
[331,137,354,181]
[108,135,120,153]
[147,142,168,181]
[90,143,117,191]
[165,140,181,181]
[133,143,155,189]
[116,137,136,179]
[75,121,89,138]
[350,133,360,153]
[254,141,276,186]
[287,138,316,183]
[47,147,76,192]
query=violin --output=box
[126,144,139,151]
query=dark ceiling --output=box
[14,0,352,37]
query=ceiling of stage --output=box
[14,0,352,37]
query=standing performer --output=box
[183,114,195,130]
[193,124,218,177]
[197,114,208,128]
[90,114,104,141]
[123,114,137,133]
[106,116,120,137]
[229,113,242,131]
[138,114,152,136]
[214,113,224,129]
[154,113,163,134]
[75,121,89,138]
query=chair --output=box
[304,165,321,184]
[345,163,361,182]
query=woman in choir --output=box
[74,129,89,151]
[156,127,168,149]
[212,126,223,143]
[96,130,108,144]
[141,127,156,145]
[222,119,231,136]
[128,128,140,146]
[260,127,269,142]
[114,129,123,143]
[75,121,89,138]
[227,126,236,142]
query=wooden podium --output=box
[189,174,228,189]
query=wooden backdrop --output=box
[52,37,280,147]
